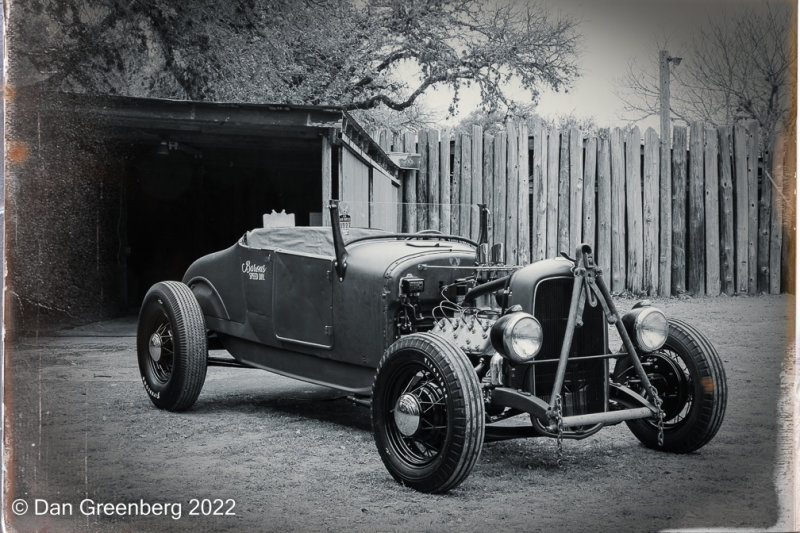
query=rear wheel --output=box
[137,281,208,411]
[371,333,485,493]
[613,319,727,453]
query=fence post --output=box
[610,128,626,293]
[558,131,570,256]
[417,129,429,230]
[671,126,687,295]
[493,132,506,251]
[532,122,548,262]
[688,121,705,296]
[427,129,440,232]
[643,127,659,296]
[626,126,644,294]
[597,129,612,278]
[659,119,672,297]
[483,132,494,244]
[451,133,462,236]
[506,121,519,263]
[569,128,584,252]
[718,126,736,295]
[583,135,597,249]
[403,131,417,233]
[746,121,759,294]
[440,128,451,235]
[769,135,785,294]
[460,132,472,238]
[518,121,530,264]
[733,122,749,293]
[546,129,559,258]
[704,124,721,296]
[471,125,483,240]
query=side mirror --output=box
[328,200,348,281]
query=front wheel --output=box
[613,319,727,453]
[137,281,208,411]
[371,333,485,493]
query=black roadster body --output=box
[137,203,727,493]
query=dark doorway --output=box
[124,137,322,306]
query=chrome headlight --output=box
[490,312,543,363]
[623,305,669,352]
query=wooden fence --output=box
[372,120,795,297]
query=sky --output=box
[420,0,785,130]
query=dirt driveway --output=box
[3,294,796,532]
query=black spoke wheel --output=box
[613,319,727,453]
[137,281,208,411]
[372,333,485,493]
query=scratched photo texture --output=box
[3,1,796,532]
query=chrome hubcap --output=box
[394,393,422,437]
[149,333,163,362]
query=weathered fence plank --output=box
[558,131,570,256]
[417,129,429,230]
[531,122,546,261]
[518,121,530,264]
[643,128,659,296]
[506,122,519,263]
[583,135,597,249]
[597,129,612,278]
[569,128,583,252]
[781,134,795,293]
[672,126,687,295]
[704,125,720,295]
[493,132,506,253]
[610,128,626,293]
[427,129,440,232]
[625,127,644,293]
[688,122,705,295]
[546,130,559,258]
[440,129,451,235]
[758,145,772,293]
[769,136,785,294]
[451,133,462,236]
[718,126,735,295]
[403,131,417,233]
[482,132,494,243]
[659,123,672,296]
[733,122,748,293]
[746,121,759,294]
[460,133,472,238]
[471,125,483,238]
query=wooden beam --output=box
[532,121,547,261]
[643,128,659,296]
[440,129,451,235]
[493,132,507,254]
[452,133,462,235]
[769,135,785,294]
[518,121,530,264]
[671,126,687,295]
[417,130,429,230]
[460,132,472,239]
[483,132,495,244]
[471,125,483,238]
[569,128,583,253]
[403,131,417,233]
[746,121,759,294]
[506,121,519,262]
[733,122,749,293]
[626,126,644,294]
[558,131,570,256]
[718,126,735,295]
[704,124,721,295]
[597,129,611,277]
[582,135,597,250]
[688,122,705,296]
[610,127,626,293]
[427,129,440,232]
[546,129,559,258]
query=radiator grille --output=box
[528,277,607,415]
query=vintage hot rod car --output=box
[137,202,727,493]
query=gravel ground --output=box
[3,294,796,532]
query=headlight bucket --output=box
[622,304,669,352]
[490,312,543,363]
